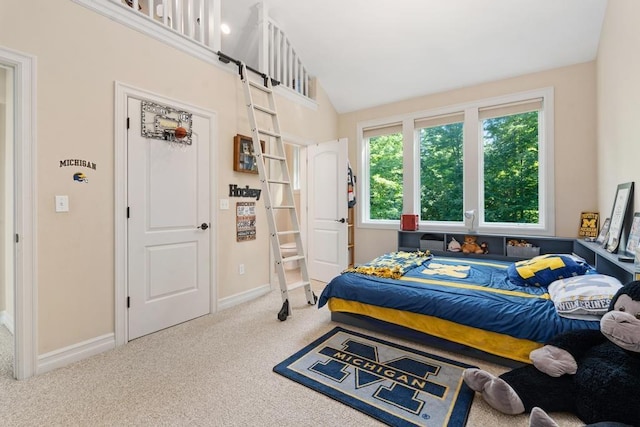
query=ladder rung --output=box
[257,128,280,138]
[272,205,296,210]
[277,231,300,236]
[287,281,311,291]
[249,80,272,94]
[253,104,276,116]
[282,255,305,263]
[263,153,286,161]
[267,179,290,185]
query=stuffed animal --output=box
[462,280,640,425]
[448,237,461,252]
[528,407,633,427]
[461,235,484,254]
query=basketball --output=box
[174,127,188,139]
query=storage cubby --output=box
[398,230,575,261]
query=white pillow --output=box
[548,274,623,321]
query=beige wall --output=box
[4,0,628,363]
[0,67,5,315]
[1,0,338,354]
[597,0,640,246]
[339,62,598,263]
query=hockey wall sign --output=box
[236,202,256,242]
[229,184,261,200]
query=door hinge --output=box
[126,117,130,129]
[127,296,130,308]
[15,234,19,243]
[127,207,130,218]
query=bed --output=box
[318,251,621,367]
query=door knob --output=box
[336,218,346,223]
[198,223,209,230]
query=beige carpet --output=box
[0,282,583,426]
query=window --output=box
[481,99,543,225]
[363,124,404,222]
[416,113,464,222]
[358,88,554,235]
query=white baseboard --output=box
[33,284,271,375]
[37,333,116,375]
[217,283,271,311]
[0,310,14,334]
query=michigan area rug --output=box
[273,327,477,427]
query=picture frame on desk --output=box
[625,212,640,255]
[606,182,634,253]
[595,217,611,245]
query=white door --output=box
[308,138,348,282]
[127,97,210,340]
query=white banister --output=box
[105,0,311,99]
[110,0,220,52]
[262,19,312,98]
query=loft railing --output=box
[265,19,312,98]
[108,0,313,99]
[112,0,221,51]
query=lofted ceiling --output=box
[221,0,608,113]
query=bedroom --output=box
[0,0,638,393]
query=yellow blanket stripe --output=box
[431,257,509,269]
[399,276,551,300]
[327,298,541,364]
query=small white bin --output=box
[420,239,445,251]
[506,245,540,258]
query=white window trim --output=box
[358,87,555,236]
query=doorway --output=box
[114,82,218,346]
[126,96,212,340]
[307,139,348,282]
[0,65,13,379]
[0,47,37,380]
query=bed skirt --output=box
[328,297,539,366]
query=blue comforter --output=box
[318,256,599,344]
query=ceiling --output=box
[221,0,608,113]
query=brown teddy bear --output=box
[461,235,484,254]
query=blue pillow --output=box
[507,254,594,287]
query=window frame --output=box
[357,87,555,236]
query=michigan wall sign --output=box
[60,158,96,184]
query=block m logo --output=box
[308,339,447,415]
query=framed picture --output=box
[625,212,640,255]
[595,217,611,245]
[234,134,264,174]
[606,182,634,253]
[578,211,599,239]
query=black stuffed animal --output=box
[463,280,640,425]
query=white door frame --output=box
[0,47,37,380]
[114,82,218,346]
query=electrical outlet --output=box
[239,264,245,275]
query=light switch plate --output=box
[55,195,69,212]
[220,198,229,210]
